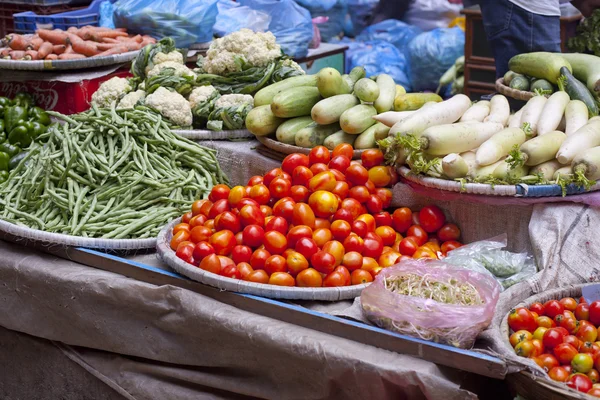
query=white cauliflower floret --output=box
[203,29,282,75]
[281,59,305,74]
[188,85,218,109]
[148,61,196,78]
[118,90,146,109]
[153,51,184,66]
[214,94,254,109]
[145,87,193,127]
[92,77,132,108]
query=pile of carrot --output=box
[0,26,156,61]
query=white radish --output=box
[589,116,600,124]
[556,121,600,164]
[530,160,562,181]
[565,100,589,136]
[475,127,526,166]
[557,115,566,132]
[484,95,510,126]
[389,94,472,137]
[469,159,505,180]
[442,153,469,178]
[553,166,573,180]
[519,95,547,136]
[572,146,600,181]
[493,160,529,181]
[460,101,490,122]
[536,92,570,136]
[518,131,566,166]
[373,110,415,127]
[508,109,524,128]
[419,122,504,155]
[460,151,477,174]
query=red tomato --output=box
[198,253,222,274]
[544,300,565,319]
[309,146,331,165]
[397,237,418,256]
[189,226,212,244]
[554,343,579,365]
[365,194,384,214]
[214,211,241,234]
[567,373,593,393]
[530,302,545,316]
[292,202,316,229]
[375,226,397,246]
[263,168,285,188]
[581,341,600,354]
[328,155,351,173]
[247,175,263,186]
[441,240,463,254]
[181,211,193,224]
[418,205,446,233]
[406,225,428,246]
[333,208,354,223]
[292,166,313,187]
[329,168,347,183]
[559,297,578,311]
[265,216,288,234]
[209,230,236,256]
[543,327,567,350]
[373,212,392,228]
[351,220,368,238]
[361,149,384,169]
[292,268,320,287]
[219,256,235,270]
[250,248,271,270]
[269,177,291,199]
[263,231,288,255]
[249,184,270,205]
[290,185,310,203]
[343,251,363,271]
[264,255,287,275]
[437,223,461,242]
[548,366,570,382]
[272,197,296,222]
[311,250,337,274]
[237,198,260,210]
[334,265,351,286]
[392,207,413,233]
[220,265,242,279]
[374,188,393,209]
[231,245,252,265]
[341,198,363,220]
[343,234,364,253]
[564,335,582,351]
[209,184,231,202]
[330,220,352,242]
[287,225,313,248]
[175,242,195,264]
[236,262,253,279]
[239,204,264,227]
[322,240,345,267]
[207,199,230,220]
[589,301,600,326]
[246,269,269,283]
[536,316,556,329]
[170,230,191,251]
[332,143,353,159]
[313,228,333,247]
[589,387,600,397]
[368,166,392,187]
[364,179,376,194]
[322,271,345,287]
[308,190,339,218]
[578,323,599,343]
[282,153,310,175]
[533,353,560,372]
[349,186,370,203]
[351,269,374,285]
[295,237,319,260]
[576,302,591,321]
[310,163,329,175]
[242,225,264,248]
[308,171,337,192]
[189,214,208,229]
[363,233,384,259]
[331,181,350,199]
[192,241,215,261]
[345,164,369,186]
[508,307,538,332]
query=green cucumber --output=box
[531,79,554,94]
[271,87,321,118]
[508,52,572,84]
[509,75,530,91]
[340,104,377,134]
[558,66,598,116]
[246,105,285,137]
[354,78,380,103]
[373,74,396,113]
[354,123,390,149]
[317,68,350,98]
[503,70,518,85]
[323,130,356,150]
[295,122,341,148]
[253,74,318,106]
[311,94,360,125]
[276,116,314,145]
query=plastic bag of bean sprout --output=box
[360,259,501,349]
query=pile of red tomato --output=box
[170,144,463,288]
[508,297,600,396]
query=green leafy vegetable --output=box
[145,68,196,96]
[568,9,600,56]
[206,103,253,131]
[131,37,180,80]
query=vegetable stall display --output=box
[0,27,155,61]
[168,144,465,287]
[0,104,227,239]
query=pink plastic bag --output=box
[360,259,501,349]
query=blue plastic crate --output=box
[13,0,105,33]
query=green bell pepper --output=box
[29,106,50,125]
[8,124,31,147]
[9,151,27,170]
[13,92,34,108]
[30,121,46,138]
[0,119,4,135]
[0,142,20,157]
[0,151,9,171]
[0,130,5,144]
[5,105,28,132]
[0,170,8,183]
[0,97,10,119]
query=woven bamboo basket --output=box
[172,128,253,141]
[256,136,365,160]
[156,218,369,300]
[495,78,551,101]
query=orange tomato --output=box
[292,165,314,187]
[292,202,316,229]
[313,228,333,247]
[209,230,237,256]
[189,214,207,229]
[361,257,379,275]
[264,255,287,275]
[287,225,313,248]
[181,211,193,224]
[191,199,211,216]
[296,268,323,287]
[322,240,345,266]
[246,269,269,283]
[314,217,331,230]
[173,223,191,235]
[286,251,309,276]
[375,226,397,246]
[332,143,353,159]
[413,246,438,259]
[342,251,363,271]
[236,262,254,279]
[351,269,374,285]
[368,166,392,187]
[199,253,222,274]
[308,171,337,192]
[379,251,401,268]
[190,226,213,243]
[170,229,190,251]
[308,190,339,218]
[228,186,247,208]
[269,272,295,286]
[263,231,288,255]
[355,214,376,232]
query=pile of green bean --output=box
[0,105,228,239]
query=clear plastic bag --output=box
[408,27,464,92]
[238,0,314,58]
[356,19,421,53]
[213,4,271,37]
[404,0,463,31]
[443,234,538,290]
[113,0,219,47]
[360,259,501,349]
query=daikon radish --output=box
[389,94,471,137]
[508,109,524,128]
[468,159,505,180]
[573,146,600,184]
[537,92,570,135]
[484,95,511,126]
[493,161,529,181]
[476,127,526,166]
[511,131,566,166]
[460,101,490,122]
[589,116,600,124]
[557,115,566,132]
[530,160,562,181]
[519,95,547,136]
[419,122,504,156]
[442,153,469,178]
[375,102,437,127]
[553,166,573,180]
[556,121,600,164]
[565,100,589,136]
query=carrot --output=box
[131,34,143,43]
[37,42,54,59]
[9,50,26,59]
[101,37,119,44]
[7,34,28,50]
[95,30,129,39]
[96,42,123,51]
[0,48,10,57]
[64,45,74,54]
[124,41,142,51]
[67,27,79,33]
[38,29,68,45]
[95,45,129,57]
[24,50,39,60]
[142,35,157,44]
[52,44,67,55]
[67,33,83,44]
[26,37,44,50]
[58,53,85,60]
[72,40,99,56]
[45,53,58,60]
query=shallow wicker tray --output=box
[0,50,139,71]
[495,78,551,102]
[0,218,156,250]
[398,166,600,198]
[256,136,365,160]
[157,218,368,301]
[172,128,253,141]
[503,284,593,400]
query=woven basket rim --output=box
[0,218,156,250]
[172,128,253,140]
[0,50,140,71]
[495,78,549,101]
[256,136,365,160]
[156,218,368,300]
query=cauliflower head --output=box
[118,90,146,109]
[214,94,254,109]
[148,61,196,78]
[145,87,193,127]
[92,77,132,108]
[153,51,184,66]
[189,85,218,109]
[203,29,282,75]
[281,59,305,74]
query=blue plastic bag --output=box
[214,2,272,37]
[295,0,337,11]
[99,1,115,29]
[356,19,421,53]
[113,0,218,47]
[408,27,464,92]
[345,0,378,37]
[296,0,347,41]
[238,0,313,59]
